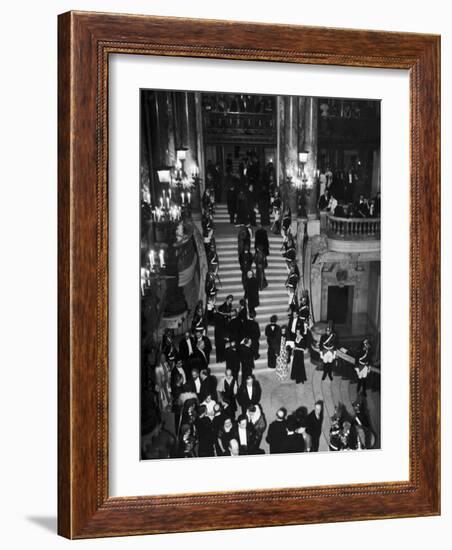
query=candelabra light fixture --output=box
[140,245,168,295]
[151,147,202,224]
[298,150,309,187]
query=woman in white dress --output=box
[275,326,291,381]
[154,353,172,412]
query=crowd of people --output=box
[142,328,329,458]
[319,179,381,219]
[141,157,376,460]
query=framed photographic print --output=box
[58,11,440,538]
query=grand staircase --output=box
[207,203,288,373]
[204,203,381,450]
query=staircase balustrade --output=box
[326,214,380,240]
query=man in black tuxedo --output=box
[237,374,261,414]
[306,401,324,452]
[287,310,302,341]
[187,339,209,373]
[265,314,281,368]
[282,415,305,453]
[238,337,255,380]
[355,195,370,218]
[224,339,241,380]
[227,183,237,224]
[240,246,254,288]
[194,329,212,365]
[266,407,287,454]
[218,295,234,328]
[228,309,243,344]
[233,414,257,455]
[243,311,261,359]
[185,367,202,398]
[254,225,269,257]
[196,405,215,457]
[199,367,218,402]
[178,330,195,364]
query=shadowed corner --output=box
[26,516,57,534]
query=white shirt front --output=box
[247,385,253,399]
[194,377,201,393]
[238,426,247,446]
[187,338,193,356]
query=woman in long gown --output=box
[291,328,307,384]
[276,326,291,381]
[154,353,172,412]
[254,245,268,290]
[244,270,259,316]
[236,188,250,226]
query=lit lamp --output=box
[157,167,172,184]
[176,148,188,161]
[176,148,191,189]
[298,150,309,179]
[298,151,309,164]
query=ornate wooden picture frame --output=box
[58,11,440,538]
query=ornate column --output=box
[303,96,320,235]
[155,91,176,168]
[194,92,205,227]
[175,91,202,224]
[284,95,299,219]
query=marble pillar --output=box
[278,95,299,218]
[175,92,202,222]
[304,96,319,221]
[193,92,205,227]
[155,90,176,167]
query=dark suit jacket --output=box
[178,337,196,361]
[187,349,208,372]
[266,420,287,453]
[239,250,253,273]
[245,277,259,310]
[265,323,281,352]
[254,228,269,256]
[243,320,260,346]
[224,347,241,376]
[306,410,323,440]
[199,374,218,402]
[195,336,212,364]
[228,317,243,343]
[283,432,305,453]
[287,315,303,340]
[231,423,257,455]
[185,377,202,396]
[237,381,261,411]
[196,416,215,457]
[238,343,255,377]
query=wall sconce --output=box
[298,151,309,164]
[176,147,188,161]
[298,150,309,184]
[157,167,172,184]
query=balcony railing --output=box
[326,214,380,240]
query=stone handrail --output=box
[326,214,380,240]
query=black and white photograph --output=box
[140,90,381,460]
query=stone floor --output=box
[245,351,381,453]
